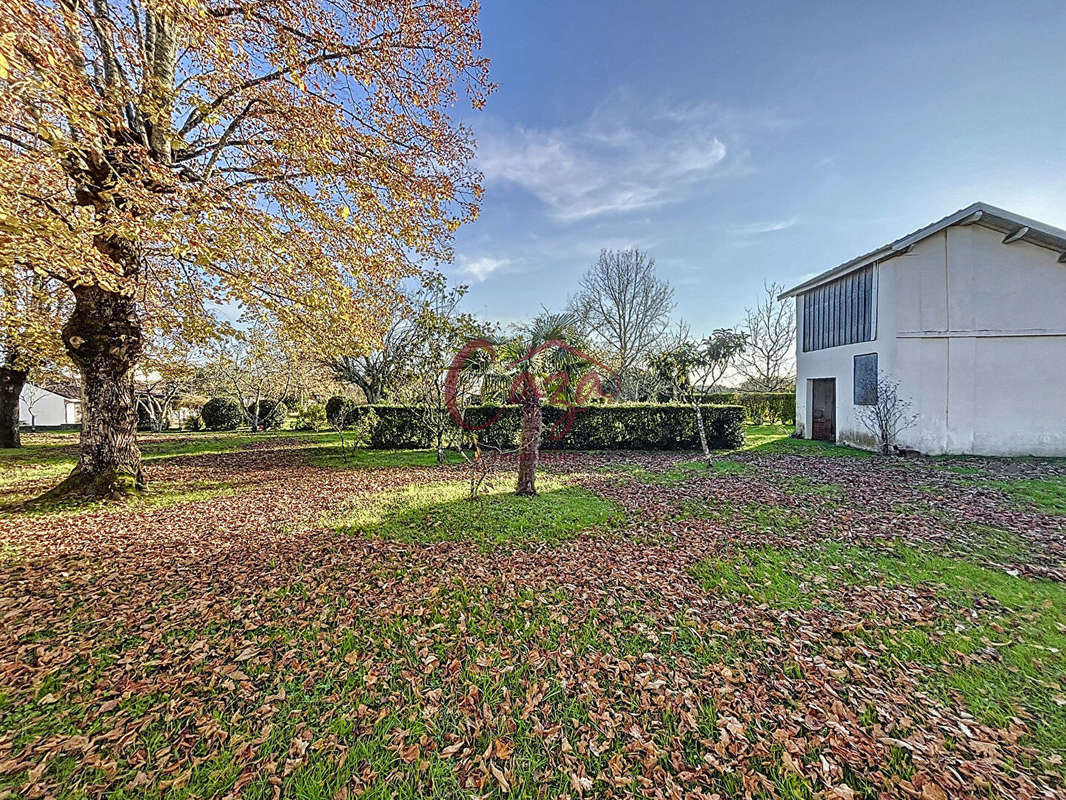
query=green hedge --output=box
[701,392,795,425]
[339,403,745,451]
[325,396,357,428]
[201,397,243,431]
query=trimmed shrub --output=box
[326,396,357,429]
[201,398,244,430]
[364,406,428,449]
[540,404,745,450]
[348,407,380,447]
[340,403,745,451]
[294,402,327,431]
[702,392,795,425]
[246,400,288,430]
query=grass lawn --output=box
[332,476,622,550]
[312,447,467,470]
[691,541,1066,759]
[0,427,1064,798]
[986,477,1066,514]
[0,430,338,509]
[737,423,876,457]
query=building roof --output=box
[779,202,1066,299]
[35,381,81,400]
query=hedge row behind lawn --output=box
[336,403,746,451]
[701,391,795,425]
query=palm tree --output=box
[483,312,590,496]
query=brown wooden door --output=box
[811,378,836,441]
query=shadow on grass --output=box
[140,431,338,464]
[311,447,466,470]
[1,480,235,518]
[0,431,338,504]
[331,477,622,550]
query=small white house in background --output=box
[19,382,81,428]
[780,203,1066,456]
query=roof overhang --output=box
[778,202,1066,299]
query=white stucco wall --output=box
[794,261,898,450]
[795,223,1066,456]
[18,384,80,427]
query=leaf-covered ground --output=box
[1,428,1064,799]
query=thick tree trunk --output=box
[0,366,27,449]
[516,388,542,497]
[38,286,144,500]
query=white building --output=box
[780,203,1066,456]
[19,382,81,428]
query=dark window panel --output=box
[854,353,878,405]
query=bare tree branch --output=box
[571,247,674,399]
[735,281,795,391]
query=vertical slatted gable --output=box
[835,279,844,347]
[806,290,812,353]
[846,278,852,343]
[803,295,811,352]
[858,272,866,341]
[799,265,875,352]
[825,282,831,349]
[853,272,862,343]
[833,279,843,348]
[861,269,869,341]
[816,286,823,351]
[823,283,830,349]
[815,287,822,351]
[841,280,848,346]
[848,273,857,344]
[824,283,831,350]
[856,270,867,342]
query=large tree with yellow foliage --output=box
[0,0,490,497]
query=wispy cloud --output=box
[475,90,765,222]
[729,217,799,235]
[457,256,509,282]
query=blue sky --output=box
[444,0,1066,331]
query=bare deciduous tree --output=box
[855,372,918,455]
[571,248,675,399]
[735,282,796,392]
[19,384,48,433]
